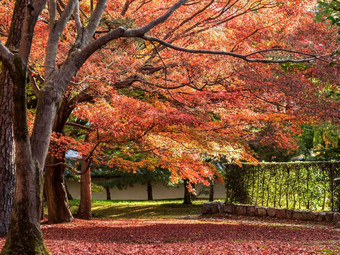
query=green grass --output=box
[315,249,339,255]
[68,199,221,219]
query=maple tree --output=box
[32,0,320,224]
[0,0,339,253]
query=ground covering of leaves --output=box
[1,217,339,254]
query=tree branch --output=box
[82,0,107,45]
[28,69,41,97]
[0,42,14,70]
[46,162,81,175]
[19,0,47,64]
[73,0,83,34]
[74,0,188,74]
[124,0,188,37]
[48,0,57,26]
[45,0,77,77]
[85,141,101,162]
[141,35,319,63]
[65,122,95,131]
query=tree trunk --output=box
[0,0,27,237]
[1,0,50,252]
[209,182,214,202]
[76,158,92,219]
[43,93,81,223]
[65,181,73,200]
[2,70,50,253]
[147,181,153,201]
[105,186,111,200]
[0,69,15,237]
[44,154,73,223]
[183,179,192,205]
[1,163,50,254]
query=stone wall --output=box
[201,202,340,223]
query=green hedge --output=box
[224,162,340,211]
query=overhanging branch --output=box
[46,162,81,175]
[141,35,321,64]
[65,122,94,131]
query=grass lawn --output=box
[68,199,222,219]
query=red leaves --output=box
[2,218,338,254]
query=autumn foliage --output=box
[17,0,336,186]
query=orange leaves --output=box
[49,133,81,159]
[19,0,337,184]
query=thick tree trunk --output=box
[76,159,92,219]
[147,181,153,201]
[183,179,192,205]
[2,75,50,254]
[0,0,27,237]
[44,154,73,223]
[43,93,77,223]
[0,69,15,237]
[1,0,50,252]
[1,155,50,254]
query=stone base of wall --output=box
[201,202,340,223]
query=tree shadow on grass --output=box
[90,203,202,219]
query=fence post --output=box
[330,164,334,211]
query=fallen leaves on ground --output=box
[1,218,339,254]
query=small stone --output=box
[256,206,267,217]
[276,209,287,219]
[224,203,234,214]
[316,212,326,222]
[267,207,277,217]
[211,202,220,213]
[292,210,311,220]
[286,209,294,219]
[217,202,225,213]
[325,212,334,222]
[246,206,256,216]
[201,203,212,214]
[308,212,319,221]
[333,212,340,223]
[234,204,247,215]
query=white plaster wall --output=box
[66,180,226,200]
